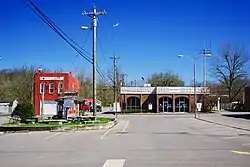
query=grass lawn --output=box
[2,117,113,127]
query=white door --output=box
[40,101,57,116]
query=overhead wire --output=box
[97,35,109,65]
[95,18,115,85]
[25,0,92,57]
[69,28,91,70]
[24,0,92,64]
[25,0,111,84]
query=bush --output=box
[11,103,35,122]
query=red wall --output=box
[34,72,80,116]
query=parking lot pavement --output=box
[0,115,250,167]
[0,116,9,125]
[198,112,250,131]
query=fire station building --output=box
[33,71,80,116]
[120,86,208,113]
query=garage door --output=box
[40,101,57,116]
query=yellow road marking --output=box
[231,150,250,155]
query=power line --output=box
[24,0,92,63]
[25,0,92,57]
[25,0,110,84]
[97,35,109,65]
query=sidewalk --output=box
[0,116,10,125]
[198,112,250,131]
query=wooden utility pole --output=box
[110,55,119,119]
[83,6,107,116]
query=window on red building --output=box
[40,83,45,94]
[58,83,63,94]
[49,83,54,94]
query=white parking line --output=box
[121,121,130,133]
[43,132,61,140]
[100,128,113,140]
[103,159,126,167]
[242,143,250,147]
[223,136,238,139]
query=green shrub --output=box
[11,103,35,122]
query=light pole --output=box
[41,83,45,119]
[178,54,202,118]
[202,49,212,89]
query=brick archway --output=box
[126,96,140,110]
[158,96,173,112]
[175,96,189,112]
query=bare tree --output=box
[211,45,249,102]
[76,72,92,98]
[0,65,38,103]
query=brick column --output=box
[172,94,175,112]
[156,94,159,113]
[125,94,127,111]
[140,94,143,113]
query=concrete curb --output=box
[196,117,250,132]
[0,120,117,133]
[122,113,190,116]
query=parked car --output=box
[83,98,102,112]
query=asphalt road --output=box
[0,114,250,167]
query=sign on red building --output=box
[33,71,80,116]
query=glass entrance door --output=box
[163,101,171,112]
[159,97,173,112]
[179,101,185,112]
[175,97,189,112]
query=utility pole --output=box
[119,74,127,86]
[202,42,212,89]
[193,59,197,118]
[41,83,45,119]
[110,55,119,119]
[83,6,107,117]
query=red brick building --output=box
[33,71,80,116]
[120,86,208,113]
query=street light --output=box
[178,54,201,118]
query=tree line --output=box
[0,67,115,106]
[0,45,249,107]
[143,45,249,104]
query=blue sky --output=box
[1,0,250,85]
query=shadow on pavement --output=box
[222,113,250,120]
